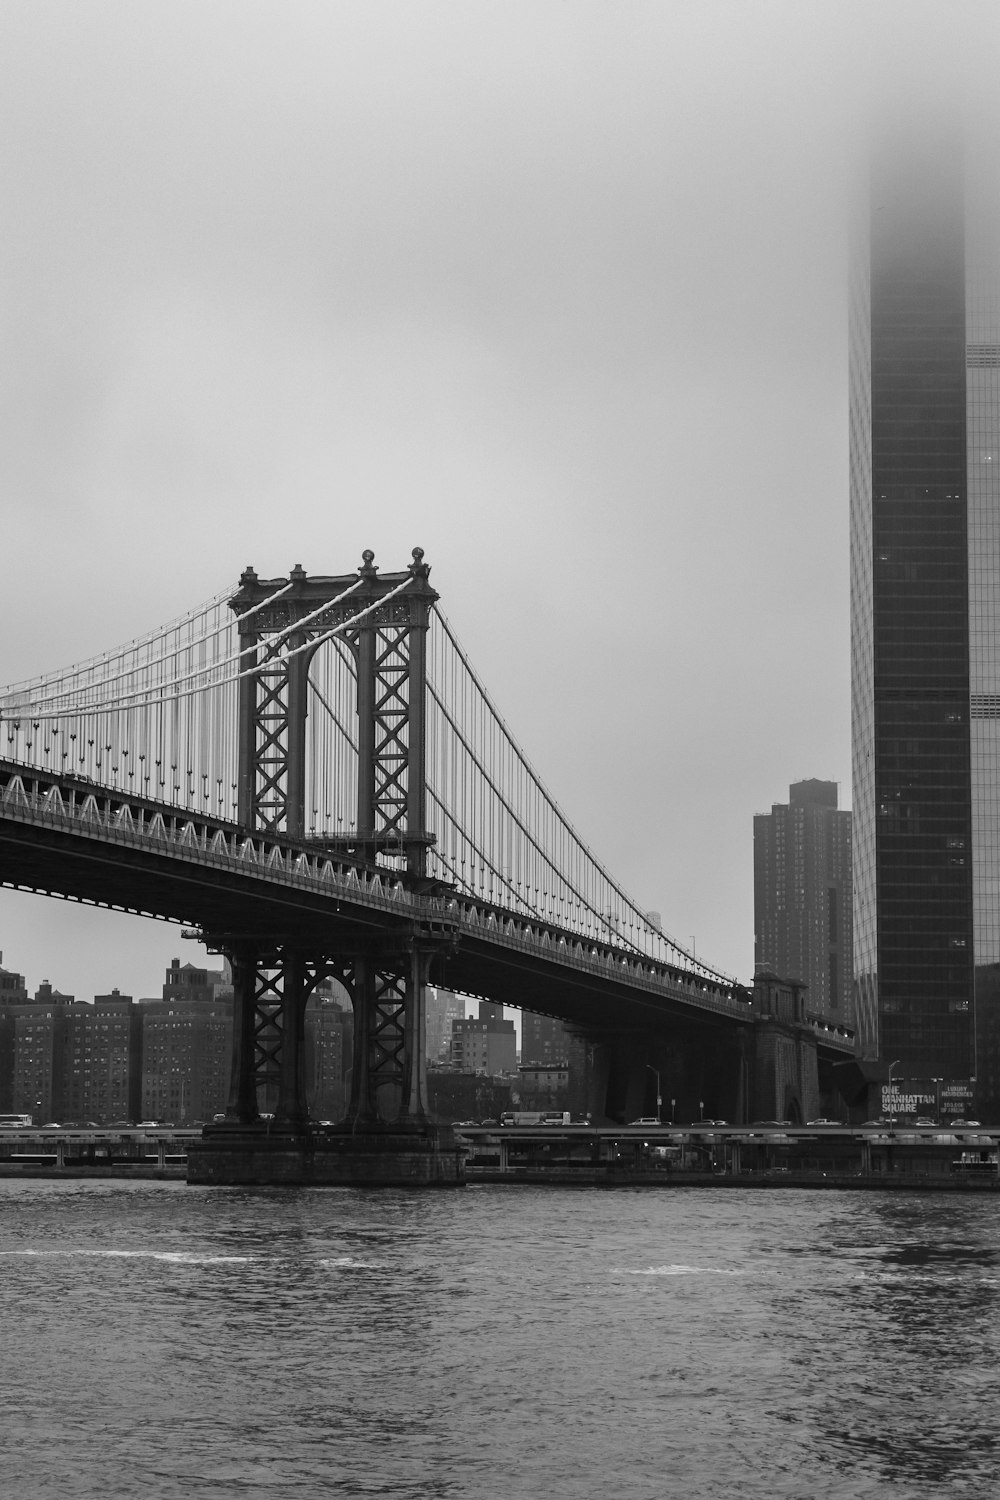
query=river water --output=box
[2,1181,999,1499]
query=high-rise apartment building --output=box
[62,990,142,1124]
[0,957,28,1113]
[139,960,233,1123]
[753,781,853,1025]
[9,982,76,1122]
[850,125,1000,1107]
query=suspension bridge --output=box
[0,549,854,1182]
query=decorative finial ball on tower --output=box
[409,546,430,579]
[359,549,378,579]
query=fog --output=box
[1,0,998,1001]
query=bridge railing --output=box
[0,761,756,1020]
[805,1012,856,1049]
[445,894,754,1020]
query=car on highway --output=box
[628,1117,663,1126]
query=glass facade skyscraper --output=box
[851,128,1000,1104]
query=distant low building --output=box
[0,957,27,1004]
[425,987,466,1064]
[450,1001,517,1075]
[427,1068,512,1122]
[518,1011,594,1119]
[516,1063,569,1111]
[304,981,353,1121]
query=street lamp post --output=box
[699,1099,704,1123]
[886,1059,901,1122]
[646,1065,662,1125]
[670,1097,676,1126]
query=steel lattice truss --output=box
[371,627,411,841]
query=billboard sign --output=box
[879,1078,975,1120]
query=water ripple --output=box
[1,1183,1000,1498]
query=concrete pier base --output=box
[186,1122,466,1186]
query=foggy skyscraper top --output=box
[850,117,1000,1108]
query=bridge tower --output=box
[199,549,462,1183]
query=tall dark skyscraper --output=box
[850,124,1000,1103]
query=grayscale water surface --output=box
[2,1181,999,1498]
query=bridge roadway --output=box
[0,759,856,1053]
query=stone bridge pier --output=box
[584,1023,747,1126]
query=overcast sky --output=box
[2,0,998,1004]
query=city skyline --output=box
[3,3,999,1004]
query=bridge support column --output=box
[225,944,260,1124]
[583,1040,612,1123]
[346,956,380,1126]
[345,930,449,1129]
[604,1036,650,1124]
[274,949,309,1130]
[399,944,433,1123]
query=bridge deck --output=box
[0,760,856,1050]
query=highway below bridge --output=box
[2,1123,997,1190]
